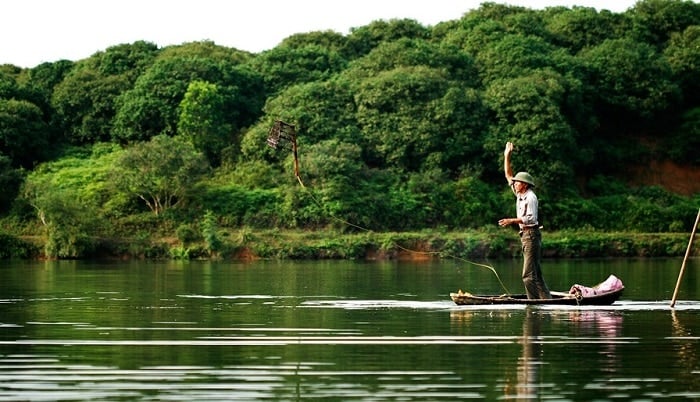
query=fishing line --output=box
[266,119,511,294]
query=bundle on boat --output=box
[450,274,624,306]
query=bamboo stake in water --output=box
[670,207,700,308]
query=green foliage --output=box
[261,78,361,147]
[0,98,50,167]
[579,38,680,119]
[51,69,131,143]
[201,210,222,254]
[169,246,191,260]
[452,175,505,228]
[475,34,571,83]
[664,25,700,104]
[110,135,210,215]
[176,224,199,245]
[1,1,699,259]
[664,107,700,163]
[346,19,431,57]
[0,155,23,213]
[278,30,350,53]
[157,40,252,63]
[213,160,284,189]
[177,80,231,165]
[26,186,100,258]
[628,0,700,45]
[248,43,348,95]
[198,183,282,227]
[354,65,484,172]
[22,143,122,216]
[112,48,264,143]
[50,42,158,144]
[345,38,478,85]
[0,232,36,259]
[546,7,630,51]
[16,60,74,132]
[90,41,160,78]
[19,147,118,257]
[483,70,581,190]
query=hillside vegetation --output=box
[1,0,699,259]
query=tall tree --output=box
[177,80,231,166]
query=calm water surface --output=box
[1,258,699,401]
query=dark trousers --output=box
[520,228,551,299]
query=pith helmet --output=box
[513,171,535,187]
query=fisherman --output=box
[498,141,551,299]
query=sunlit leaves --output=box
[20,144,122,257]
[178,80,231,166]
[346,18,430,57]
[111,135,209,215]
[248,44,348,95]
[546,7,630,51]
[628,0,700,45]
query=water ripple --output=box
[0,334,637,347]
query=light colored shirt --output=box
[512,187,538,228]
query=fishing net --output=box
[267,120,296,150]
[267,119,301,180]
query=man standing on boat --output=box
[498,142,551,299]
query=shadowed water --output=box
[0,258,699,400]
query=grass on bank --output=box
[2,227,694,260]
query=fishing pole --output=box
[266,119,511,294]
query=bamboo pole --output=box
[670,207,700,308]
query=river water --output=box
[0,258,699,401]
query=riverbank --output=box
[4,229,696,260]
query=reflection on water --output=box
[1,259,700,400]
[512,308,543,401]
[450,306,627,401]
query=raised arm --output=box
[504,141,514,185]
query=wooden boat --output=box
[450,275,624,306]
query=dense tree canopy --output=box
[0,0,699,247]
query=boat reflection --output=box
[569,309,623,376]
[450,307,624,400]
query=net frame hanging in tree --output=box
[267,120,300,179]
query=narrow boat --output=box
[450,274,624,306]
